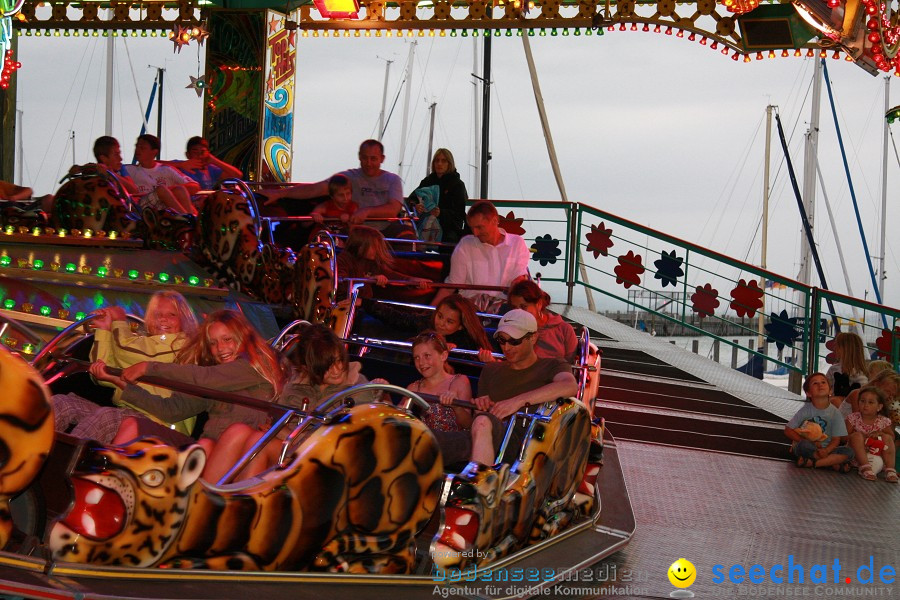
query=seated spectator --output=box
[842,369,899,417]
[411,147,469,247]
[360,294,492,353]
[435,309,577,466]
[337,225,429,299]
[221,323,383,479]
[308,173,358,238]
[0,180,33,201]
[507,280,578,361]
[69,136,140,197]
[784,372,854,471]
[52,291,199,442]
[94,310,288,483]
[431,200,529,312]
[165,136,242,191]
[407,331,473,432]
[123,134,200,215]
[826,332,868,413]
[264,139,414,239]
[845,386,896,482]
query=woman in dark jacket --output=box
[414,148,469,245]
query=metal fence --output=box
[489,199,900,376]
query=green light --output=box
[540,29,546,36]
[0,256,10,267]
[551,28,557,37]
[461,29,468,37]
[562,28,569,36]
[494,29,500,37]
[128,269,139,280]
[158,272,170,283]
[450,29,456,37]
[40,306,51,316]
[188,275,200,286]
[33,259,44,270]
[574,28,581,36]
[97,266,108,278]
[75,312,86,321]
[3,299,15,310]
[505,29,512,36]
[65,263,76,273]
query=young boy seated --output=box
[310,173,357,229]
[784,372,854,471]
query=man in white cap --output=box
[434,309,577,466]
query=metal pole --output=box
[880,76,889,301]
[470,39,481,197]
[397,41,416,182]
[15,109,23,184]
[759,105,773,349]
[105,13,115,136]
[377,58,392,142]
[426,101,436,176]
[156,68,164,148]
[479,34,491,200]
[798,59,822,287]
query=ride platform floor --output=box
[593,440,899,599]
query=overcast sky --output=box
[13,27,900,309]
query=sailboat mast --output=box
[759,105,773,348]
[426,101,436,174]
[798,59,823,286]
[397,41,415,182]
[479,35,492,199]
[470,39,481,196]
[377,58,392,141]
[880,76,889,301]
[105,12,114,135]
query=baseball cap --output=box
[494,309,538,340]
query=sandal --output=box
[858,463,876,481]
[833,461,853,474]
[884,468,898,483]
[796,456,816,468]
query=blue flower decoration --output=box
[764,309,801,351]
[531,235,561,266]
[653,250,684,288]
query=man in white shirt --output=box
[430,200,530,311]
[123,135,200,215]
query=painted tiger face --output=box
[53,173,137,235]
[49,438,206,567]
[0,348,54,549]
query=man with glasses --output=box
[435,309,577,466]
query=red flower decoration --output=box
[585,222,614,258]
[729,279,764,318]
[498,211,525,236]
[691,283,720,317]
[875,326,900,360]
[614,251,644,289]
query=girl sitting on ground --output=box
[53,291,199,442]
[842,368,899,418]
[826,332,868,413]
[407,331,473,432]
[507,279,578,361]
[845,386,897,482]
[336,225,429,299]
[92,310,288,482]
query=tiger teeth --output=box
[450,532,466,549]
[85,488,104,505]
[454,513,472,526]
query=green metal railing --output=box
[486,199,900,376]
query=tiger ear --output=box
[177,445,207,489]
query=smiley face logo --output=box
[668,558,697,588]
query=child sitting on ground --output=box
[784,372,854,472]
[407,331,473,432]
[845,386,897,482]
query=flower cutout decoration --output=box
[585,222,614,258]
[764,309,801,351]
[824,337,837,365]
[531,235,561,266]
[691,283,720,317]
[653,250,684,288]
[729,279,764,318]
[874,326,900,360]
[499,211,525,236]
[614,251,644,289]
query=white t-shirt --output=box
[123,163,193,209]
[445,229,530,308]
